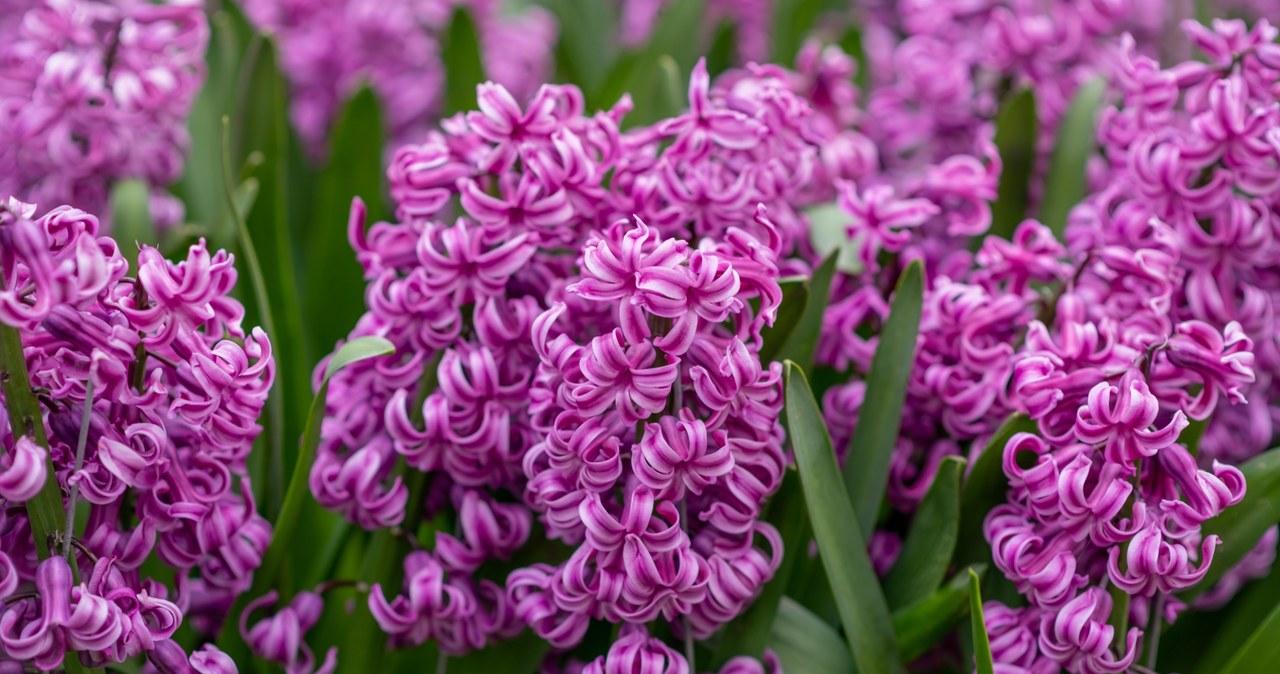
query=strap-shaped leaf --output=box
[306,87,387,361]
[844,260,924,536]
[0,324,95,672]
[954,414,1036,567]
[758,277,809,364]
[109,179,156,269]
[807,202,861,274]
[884,456,965,608]
[218,336,395,651]
[777,253,838,371]
[1217,593,1280,674]
[770,598,854,674]
[970,569,996,674]
[442,8,487,116]
[786,362,904,674]
[712,470,810,666]
[893,567,983,662]
[1185,448,1280,600]
[1040,77,1105,236]
[989,88,1038,242]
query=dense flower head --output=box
[0,198,261,670]
[243,0,557,156]
[0,0,208,229]
[291,51,878,669]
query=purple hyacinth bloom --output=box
[0,0,207,228]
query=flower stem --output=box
[62,374,96,559]
[1146,593,1165,670]
[0,302,94,674]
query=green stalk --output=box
[0,306,94,674]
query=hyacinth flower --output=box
[242,0,556,157]
[280,50,905,669]
[0,0,208,229]
[0,198,268,670]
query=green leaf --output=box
[785,362,904,674]
[844,260,924,536]
[450,630,551,674]
[217,337,395,651]
[597,0,706,125]
[109,178,156,269]
[0,322,95,674]
[546,0,619,96]
[657,55,686,121]
[442,8,487,115]
[306,86,386,359]
[712,471,810,667]
[989,88,1038,242]
[1171,561,1280,674]
[758,277,808,364]
[892,567,981,663]
[231,38,311,517]
[769,598,854,674]
[175,6,250,248]
[771,0,841,65]
[1217,594,1280,674]
[884,456,964,608]
[807,202,861,274]
[955,414,1036,567]
[705,21,738,76]
[1185,447,1280,600]
[777,253,838,372]
[969,569,995,674]
[839,26,869,95]
[322,336,398,381]
[1040,77,1105,237]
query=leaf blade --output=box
[785,361,904,674]
[769,598,854,674]
[989,88,1038,242]
[305,86,386,360]
[442,8,487,116]
[970,569,996,674]
[1040,77,1105,236]
[844,260,924,536]
[884,456,964,608]
[1184,447,1280,601]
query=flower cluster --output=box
[972,18,1280,673]
[267,53,886,671]
[0,197,270,670]
[0,0,208,229]
[243,0,557,156]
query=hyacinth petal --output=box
[0,436,49,502]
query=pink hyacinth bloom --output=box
[0,436,48,503]
[633,412,735,500]
[836,181,940,268]
[571,330,680,423]
[1074,370,1188,465]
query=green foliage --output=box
[1188,448,1280,599]
[989,88,1038,242]
[785,362,904,674]
[770,598,854,674]
[443,8,488,116]
[893,567,983,662]
[776,253,839,371]
[109,179,156,270]
[844,260,924,536]
[306,87,387,359]
[884,456,964,608]
[969,569,996,674]
[1041,78,1105,236]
